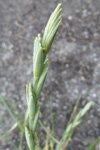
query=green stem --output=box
[0,94,23,131]
[39,120,59,144]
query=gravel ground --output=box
[0,0,100,149]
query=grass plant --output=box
[0,3,100,150]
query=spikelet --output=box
[42,4,62,54]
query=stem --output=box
[39,120,59,144]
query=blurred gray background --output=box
[0,0,100,149]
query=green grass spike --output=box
[42,3,62,56]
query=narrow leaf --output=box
[0,123,18,141]
[39,120,59,144]
[75,101,93,122]
[85,137,100,150]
